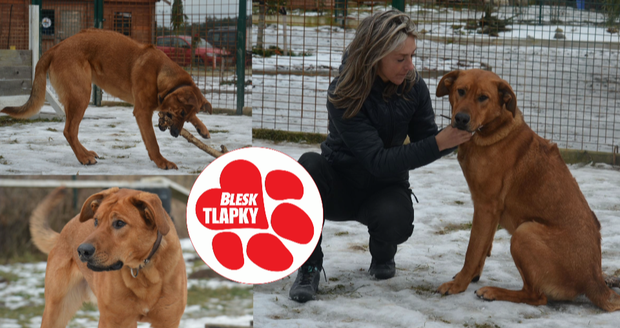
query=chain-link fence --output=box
[1,0,251,113]
[1,0,30,50]
[252,0,620,153]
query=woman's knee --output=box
[298,152,326,178]
[368,209,414,244]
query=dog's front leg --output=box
[188,112,211,139]
[98,311,139,328]
[437,203,501,295]
[134,110,178,170]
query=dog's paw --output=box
[437,280,467,295]
[78,154,98,165]
[197,127,211,139]
[155,159,178,170]
[196,160,314,272]
[475,287,496,301]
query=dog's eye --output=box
[457,89,465,96]
[112,220,126,229]
[181,110,186,116]
[94,218,98,227]
[478,95,489,102]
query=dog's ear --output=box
[130,192,171,236]
[79,188,119,222]
[497,80,517,117]
[201,98,213,114]
[436,70,460,97]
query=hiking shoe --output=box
[368,258,395,280]
[289,264,322,303]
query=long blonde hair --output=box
[330,10,419,119]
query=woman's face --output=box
[376,36,417,85]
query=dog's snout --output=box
[454,112,471,130]
[77,243,96,262]
[170,127,180,138]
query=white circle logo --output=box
[42,17,52,29]
[187,147,323,284]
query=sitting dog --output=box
[435,69,620,311]
[1,28,212,169]
[31,187,187,326]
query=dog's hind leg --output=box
[52,62,99,165]
[586,276,620,311]
[41,249,90,328]
[475,221,578,306]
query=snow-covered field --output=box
[0,105,252,175]
[252,139,620,328]
[252,4,620,152]
[0,239,252,328]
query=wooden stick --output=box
[158,113,228,158]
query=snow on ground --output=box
[252,139,620,328]
[0,105,252,175]
[0,238,252,328]
[252,5,620,152]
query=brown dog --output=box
[1,28,212,170]
[435,69,620,311]
[30,187,187,327]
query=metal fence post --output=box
[335,0,346,27]
[236,0,247,115]
[93,0,103,106]
[31,0,42,58]
[392,0,405,12]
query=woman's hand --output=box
[435,126,472,151]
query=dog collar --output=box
[130,231,163,278]
[158,84,193,104]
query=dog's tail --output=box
[30,186,66,254]
[586,277,620,312]
[1,51,52,118]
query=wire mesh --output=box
[252,0,620,153]
[1,0,30,50]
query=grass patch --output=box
[0,304,45,325]
[436,222,503,235]
[187,285,252,306]
[252,45,312,58]
[436,222,473,235]
[0,155,9,165]
[349,244,368,252]
[0,116,63,127]
[0,270,20,283]
[335,231,349,236]
[112,144,136,149]
[253,128,326,144]
[208,129,229,134]
[108,124,117,128]
[410,284,436,295]
[46,127,58,132]
[454,200,464,205]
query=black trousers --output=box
[299,152,414,267]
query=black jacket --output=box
[321,74,452,189]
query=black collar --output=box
[130,231,163,278]
[158,84,192,104]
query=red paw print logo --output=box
[187,148,323,284]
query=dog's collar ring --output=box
[129,231,163,278]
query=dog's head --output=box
[77,188,171,272]
[158,85,212,139]
[436,69,516,133]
